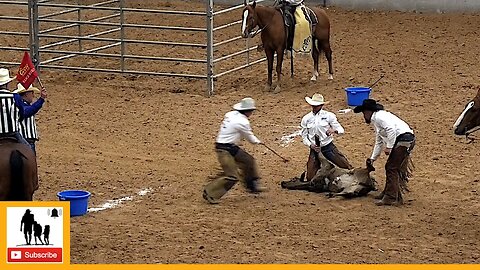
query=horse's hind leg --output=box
[321,40,334,80]
[290,49,294,78]
[311,38,320,81]
[273,49,284,94]
[265,48,274,91]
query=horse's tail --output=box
[9,150,27,200]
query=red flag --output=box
[16,51,38,89]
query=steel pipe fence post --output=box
[77,0,82,51]
[32,0,40,71]
[206,0,214,96]
[120,0,125,71]
[28,0,34,58]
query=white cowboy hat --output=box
[233,97,256,111]
[13,83,40,94]
[305,93,329,106]
[0,68,15,85]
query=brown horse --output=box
[241,1,333,93]
[0,138,38,201]
[453,88,480,140]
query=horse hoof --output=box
[273,85,281,94]
[328,74,334,80]
[310,76,317,81]
[264,85,272,92]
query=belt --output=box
[397,132,415,142]
[0,132,16,138]
[215,143,240,156]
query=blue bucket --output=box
[345,87,372,106]
[57,190,91,217]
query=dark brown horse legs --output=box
[273,49,284,93]
[322,41,334,80]
[290,49,294,78]
[311,39,320,81]
[265,48,274,91]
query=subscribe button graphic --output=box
[7,248,63,263]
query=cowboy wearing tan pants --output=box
[203,97,266,204]
[354,99,415,206]
[301,93,353,181]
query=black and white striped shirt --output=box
[19,101,38,140]
[0,90,20,134]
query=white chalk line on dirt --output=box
[280,128,302,147]
[88,188,153,213]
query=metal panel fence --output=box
[0,0,267,95]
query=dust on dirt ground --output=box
[1,0,480,264]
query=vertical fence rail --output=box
[28,0,34,59]
[32,0,39,70]
[77,0,82,51]
[206,0,214,96]
[119,0,125,71]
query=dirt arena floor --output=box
[1,0,480,264]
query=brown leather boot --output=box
[374,191,384,200]
[203,190,219,204]
[247,185,268,193]
[375,194,401,206]
[397,192,404,205]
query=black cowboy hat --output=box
[353,99,384,113]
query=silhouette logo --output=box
[6,207,64,264]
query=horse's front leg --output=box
[311,38,320,81]
[321,40,334,80]
[273,48,284,93]
[265,48,274,91]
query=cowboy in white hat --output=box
[13,83,47,154]
[301,93,352,181]
[354,99,415,206]
[0,68,32,146]
[203,97,267,204]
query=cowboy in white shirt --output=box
[301,93,352,181]
[203,97,266,204]
[354,99,415,206]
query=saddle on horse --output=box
[279,2,318,53]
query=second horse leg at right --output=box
[273,48,285,94]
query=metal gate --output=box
[0,0,266,95]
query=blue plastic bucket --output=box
[345,87,372,106]
[57,190,91,217]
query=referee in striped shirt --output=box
[0,68,40,147]
[13,83,47,154]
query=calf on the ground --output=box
[281,155,376,198]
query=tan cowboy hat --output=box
[13,83,40,94]
[0,68,15,85]
[233,97,256,111]
[305,93,329,106]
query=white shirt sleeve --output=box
[377,116,397,148]
[370,130,383,161]
[300,116,312,147]
[329,113,345,135]
[239,121,261,144]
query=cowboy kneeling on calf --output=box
[354,99,415,206]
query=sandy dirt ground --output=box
[1,0,480,264]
